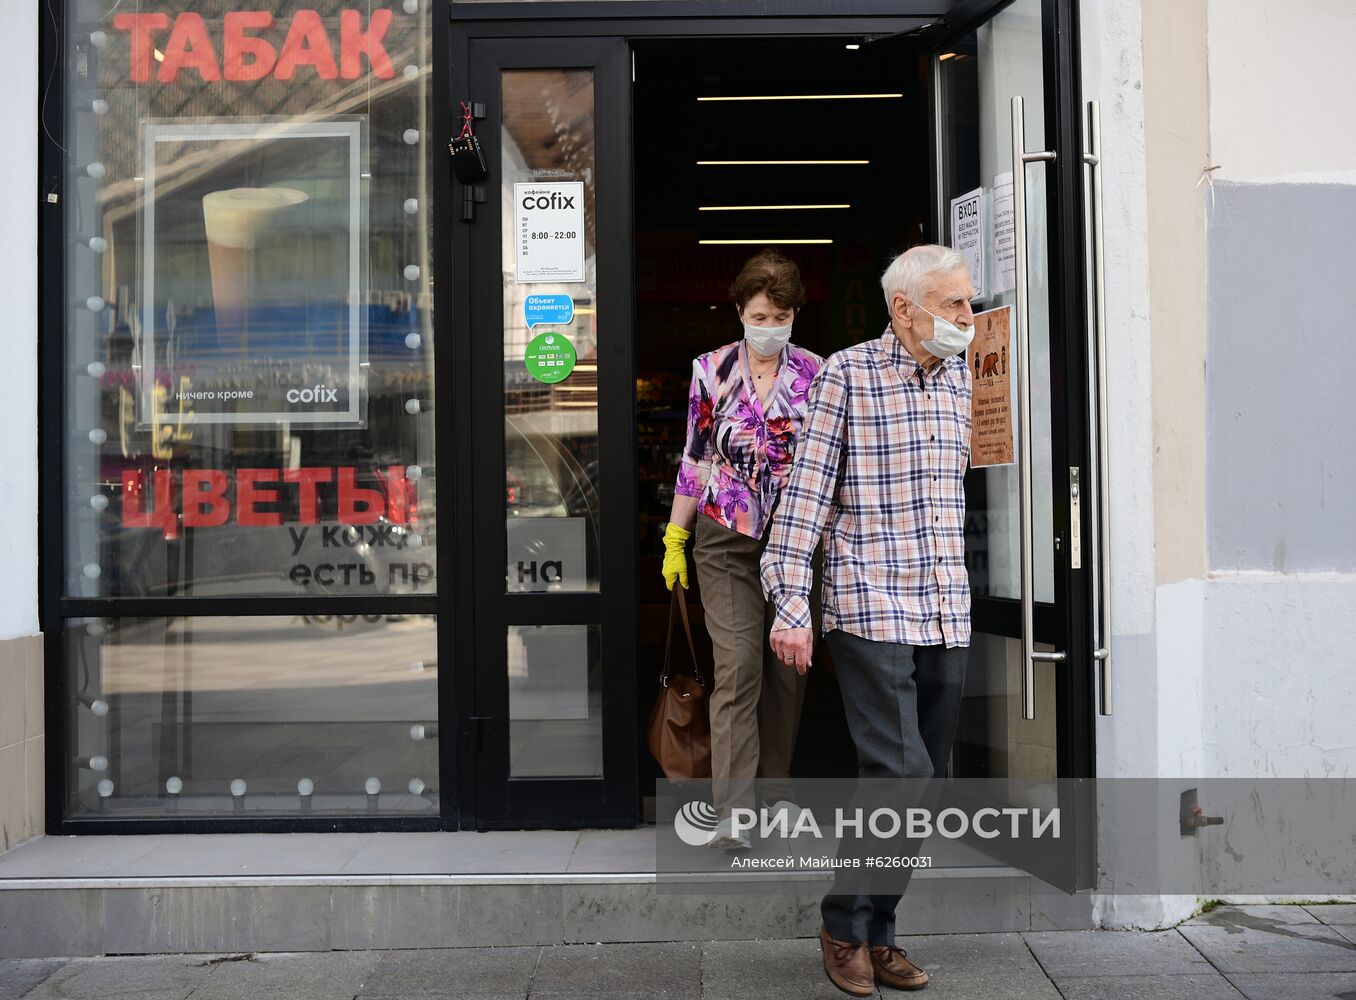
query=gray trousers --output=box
[693,516,809,818]
[820,629,968,946]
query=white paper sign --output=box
[514,182,585,283]
[950,186,985,301]
[992,172,1015,294]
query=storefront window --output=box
[59,1,437,819]
[66,615,438,818]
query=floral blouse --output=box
[675,340,825,539]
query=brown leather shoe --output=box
[819,925,875,997]
[870,945,929,990]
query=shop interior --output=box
[630,37,947,793]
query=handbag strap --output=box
[659,585,704,688]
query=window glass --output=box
[508,624,602,778]
[67,615,439,818]
[64,2,436,597]
[500,69,601,593]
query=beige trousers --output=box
[694,516,811,818]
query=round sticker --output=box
[524,331,577,385]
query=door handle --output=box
[1082,100,1113,716]
[1010,95,1065,722]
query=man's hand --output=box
[770,627,815,675]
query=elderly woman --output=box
[661,249,824,849]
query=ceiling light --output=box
[845,44,861,51]
[697,93,901,102]
[699,203,850,212]
[938,52,957,62]
[698,239,834,245]
[696,159,869,166]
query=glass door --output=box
[451,32,638,829]
[931,0,1099,889]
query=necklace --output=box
[750,360,778,381]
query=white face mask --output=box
[743,322,793,357]
[914,303,974,359]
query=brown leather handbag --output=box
[647,585,712,781]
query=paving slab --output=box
[1185,904,1325,927]
[357,947,541,997]
[908,971,1064,999]
[699,939,835,1000]
[1052,974,1246,1000]
[1303,904,1356,925]
[1178,918,1356,974]
[113,833,370,878]
[185,951,383,999]
[529,942,702,998]
[339,831,581,876]
[567,829,656,873]
[1226,971,1356,1000]
[1023,930,1213,978]
[19,954,217,1000]
[894,931,1044,977]
[0,958,66,1000]
[0,835,172,880]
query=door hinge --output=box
[463,716,494,755]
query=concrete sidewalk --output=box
[1,904,1354,999]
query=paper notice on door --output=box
[969,305,1014,468]
[992,172,1015,294]
[950,187,985,301]
[514,181,586,283]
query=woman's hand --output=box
[661,522,692,590]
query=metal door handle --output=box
[1010,95,1065,722]
[1082,100,1112,716]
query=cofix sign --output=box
[112,10,397,83]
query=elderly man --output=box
[761,245,974,996]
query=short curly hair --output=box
[729,248,807,312]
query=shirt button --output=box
[930,434,936,441]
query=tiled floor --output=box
[1,904,1354,998]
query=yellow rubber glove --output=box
[662,522,692,591]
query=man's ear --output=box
[892,294,912,327]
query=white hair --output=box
[880,245,969,309]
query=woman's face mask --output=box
[743,322,794,357]
[913,302,974,359]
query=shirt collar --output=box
[879,326,953,381]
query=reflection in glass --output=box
[501,70,601,591]
[64,3,437,599]
[66,615,438,818]
[508,625,602,778]
[938,0,1055,603]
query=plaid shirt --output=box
[760,328,973,647]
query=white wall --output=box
[1200,0,1356,779]
[1209,0,1356,182]
[0,0,39,641]
[1080,0,1205,931]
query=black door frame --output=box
[451,31,638,830]
[450,0,1098,881]
[925,0,1098,888]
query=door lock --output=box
[1069,467,1082,569]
